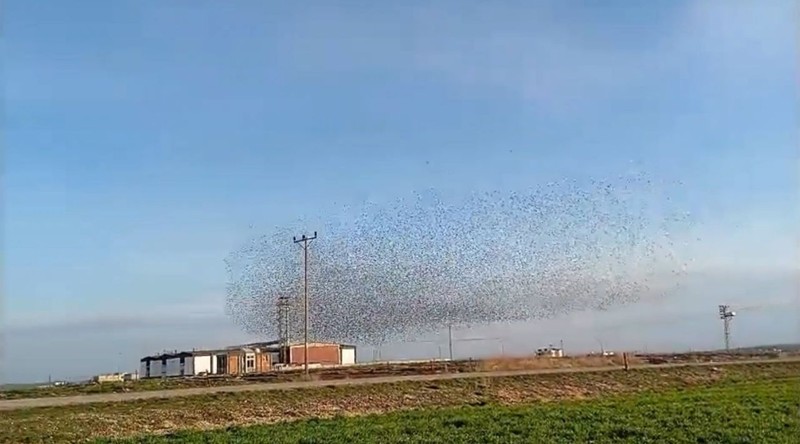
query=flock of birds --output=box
[225,172,695,346]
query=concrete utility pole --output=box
[448,324,453,360]
[294,231,317,375]
[277,296,291,362]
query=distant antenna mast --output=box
[718,305,736,351]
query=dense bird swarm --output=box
[226,173,694,345]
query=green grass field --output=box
[104,377,800,444]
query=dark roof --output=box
[140,351,193,362]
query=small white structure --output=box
[341,345,356,365]
[536,347,564,358]
[94,373,125,383]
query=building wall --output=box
[147,360,163,378]
[257,352,270,372]
[193,355,212,375]
[211,354,220,374]
[165,358,183,377]
[139,362,149,378]
[198,350,271,375]
[289,344,341,365]
[228,351,241,375]
[183,356,194,376]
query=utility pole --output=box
[293,231,317,375]
[718,305,736,351]
[277,296,291,363]
[448,324,453,360]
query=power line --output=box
[293,231,317,375]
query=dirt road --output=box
[1,357,796,411]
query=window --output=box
[245,353,256,373]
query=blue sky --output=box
[3,1,798,383]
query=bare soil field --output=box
[2,350,784,401]
[634,350,789,365]
[0,356,625,401]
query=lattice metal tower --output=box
[718,304,736,351]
